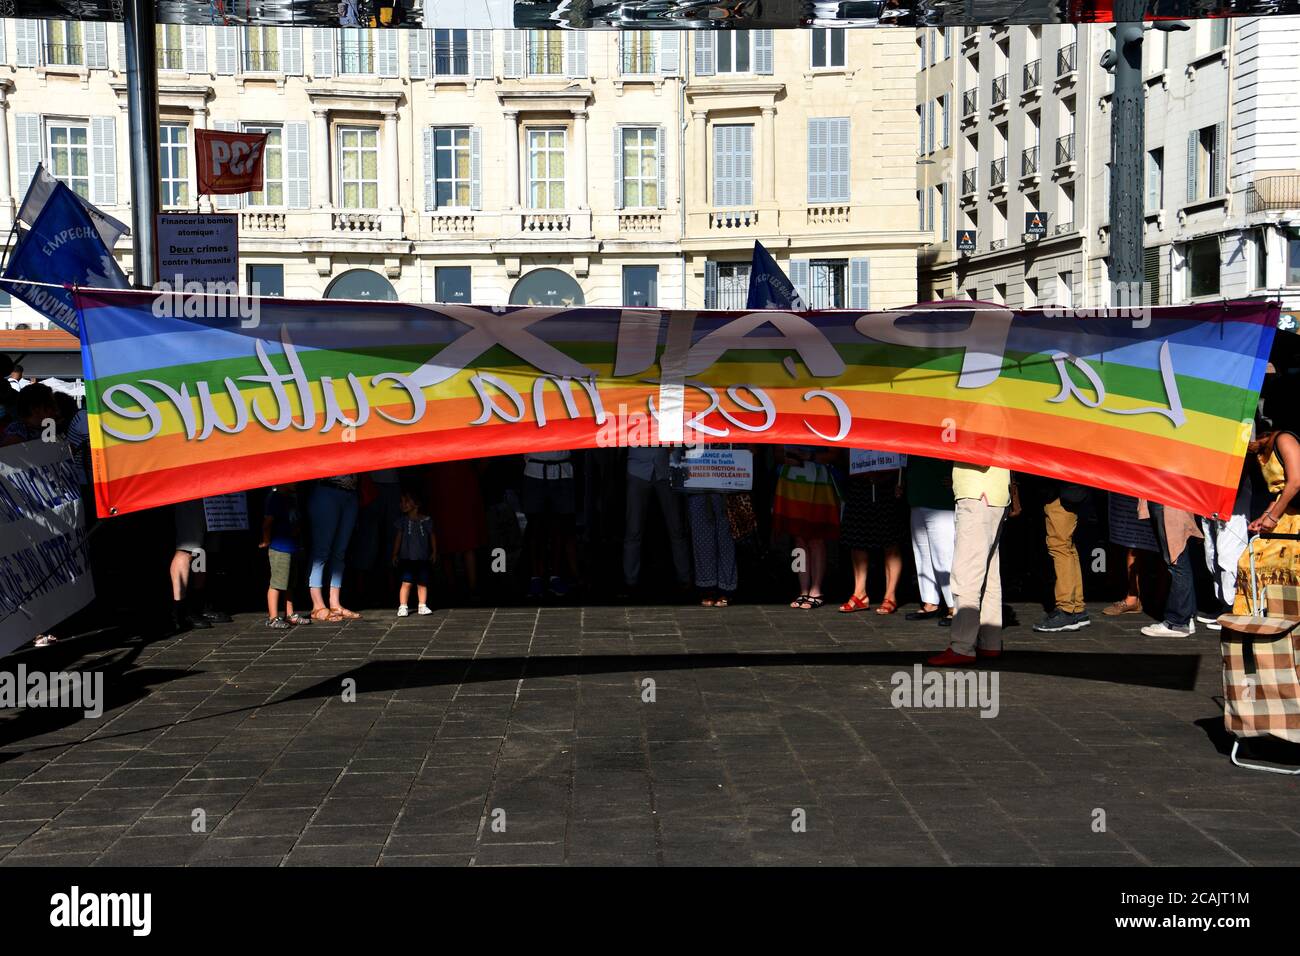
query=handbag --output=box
[725,492,757,540]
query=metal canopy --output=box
[2,0,1290,28]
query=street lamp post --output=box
[123,0,161,289]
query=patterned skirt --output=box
[841,475,908,550]
[771,463,840,540]
[1232,511,1300,615]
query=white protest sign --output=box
[678,448,754,492]
[156,212,238,286]
[203,493,249,532]
[849,449,906,475]
[0,442,92,656]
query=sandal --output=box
[790,594,811,609]
[310,607,341,623]
[331,607,362,620]
[287,612,312,625]
[713,596,729,608]
[839,594,870,613]
[875,598,898,616]
[701,596,716,607]
[33,634,58,647]
[799,596,825,610]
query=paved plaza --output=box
[1,602,1298,867]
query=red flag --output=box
[194,128,268,196]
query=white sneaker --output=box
[397,605,409,617]
[417,604,433,615]
[1141,622,1192,638]
[1196,614,1223,630]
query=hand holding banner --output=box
[195,128,268,196]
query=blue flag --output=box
[2,179,127,335]
[746,240,805,310]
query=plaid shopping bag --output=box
[1219,586,1300,742]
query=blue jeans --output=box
[1149,503,1195,629]
[308,484,358,590]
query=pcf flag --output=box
[195,128,268,196]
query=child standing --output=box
[393,490,436,616]
[260,484,310,628]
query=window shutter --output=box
[940,95,949,148]
[286,122,310,209]
[807,119,825,204]
[789,258,810,305]
[1213,120,1226,196]
[213,120,240,209]
[927,100,935,153]
[564,31,587,78]
[409,29,430,78]
[15,114,41,199]
[713,125,729,207]
[0,22,6,67]
[90,116,117,205]
[656,126,666,210]
[85,23,108,69]
[472,30,493,79]
[612,127,624,209]
[704,260,718,309]
[503,30,524,78]
[850,258,871,309]
[755,30,773,74]
[833,118,850,202]
[470,126,483,210]
[183,26,207,73]
[422,127,434,210]
[116,25,125,71]
[1186,129,1197,203]
[694,33,714,77]
[659,33,679,75]
[1145,153,1158,209]
[15,20,38,67]
[281,27,303,75]
[216,26,238,75]
[377,31,398,77]
[738,125,753,206]
[312,27,334,76]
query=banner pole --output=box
[123,0,161,289]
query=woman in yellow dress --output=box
[1232,429,1300,614]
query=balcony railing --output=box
[332,211,384,233]
[43,43,84,66]
[806,205,850,225]
[157,47,184,70]
[990,156,1007,188]
[337,50,375,74]
[523,212,571,233]
[709,209,760,229]
[1056,42,1077,77]
[961,87,978,116]
[961,167,977,194]
[1054,220,1074,235]
[434,52,470,75]
[990,237,1007,250]
[527,48,565,75]
[620,211,663,232]
[992,73,1008,106]
[1245,174,1300,214]
[620,51,657,75]
[1022,59,1040,91]
[240,211,287,232]
[429,212,475,233]
[244,49,280,72]
[1056,133,1076,166]
[1021,146,1039,177]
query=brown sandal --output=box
[311,607,342,622]
[331,607,362,620]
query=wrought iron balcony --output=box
[1022,146,1039,177]
[1022,59,1040,92]
[1245,174,1300,215]
[1056,133,1076,166]
[44,43,84,66]
[992,73,1008,106]
[961,87,978,116]
[990,156,1007,188]
[157,47,184,70]
[244,49,280,71]
[961,166,977,195]
[1056,42,1077,77]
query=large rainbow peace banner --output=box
[74,288,1278,519]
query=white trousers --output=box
[910,506,955,607]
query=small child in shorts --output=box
[260,484,310,628]
[393,490,436,617]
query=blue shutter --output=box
[377,31,399,77]
[656,126,666,210]
[1213,120,1226,197]
[14,114,41,199]
[738,125,753,206]
[502,30,524,78]
[472,30,493,79]
[565,31,587,78]
[410,29,430,78]
[704,260,718,308]
[312,28,334,76]
[281,27,302,75]
[849,259,870,309]
[789,259,810,305]
[613,127,624,209]
[215,26,238,75]
[659,33,679,75]
[0,22,7,67]
[183,26,207,73]
[830,118,849,202]
[807,119,825,204]
[1186,129,1197,203]
[422,127,434,209]
[90,116,116,205]
[754,30,773,75]
[286,122,309,209]
[694,33,714,77]
[85,23,108,69]
[14,21,38,67]
[470,127,483,210]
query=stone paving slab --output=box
[1,602,1299,866]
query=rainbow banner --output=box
[74,288,1278,519]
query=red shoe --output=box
[926,649,976,667]
[976,648,1002,659]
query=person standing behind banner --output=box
[1231,427,1300,615]
[260,484,310,628]
[1,383,55,446]
[623,446,692,596]
[1139,499,1202,638]
[687,445,739,607]
[838,454,906,616]
[774,444,841,610]
[521,450,580,599]
[904,455,956,623]
[308,474,363,622]
[929,462,1009,666]
[1196,467,1252,628]
[426,459,487,601]
[1034,481,1092,633]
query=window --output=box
[943,28,952,60]
[707,262,750,309]
[528,129,566,209]
[47,122,90,200]
[435,266,472,304]
[937,183,948,237]
[1190,124,1223,201]
[528,30,564,75]
[45,21,84,66]
[434,29,469,75]
[338,30,373,74]
[157,24,183,70]
[713,124,753,208]
[1255,232,1268,289]
[1147,28,1168,74]
[1146,148,1163,210]
[511,268,584,306]
[993,282,1007,305]
[159,123,190,206]
[807,260,847,309]
[717,32,753,74]
[993,200,1007,243]
[811,29,844,69]
[325,269,398,301]
[1058,271,1073,308]
[1024,275,1038,307]
[1288,235,1300,286]
[1204,18,1229,52]
[1185,236,1220,298]
[621,127,659,208]
[807,117,849,204]
[433,128,472,208]
[245,26,279,72]
[247,264,284,297]
[623,266,658,307]
[1144,246,1161,304]
[622,32,656,74]
[243,124,284,206]
[939,95,950,149]
[337,126,379,209]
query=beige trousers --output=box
[949,497,1005,657]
